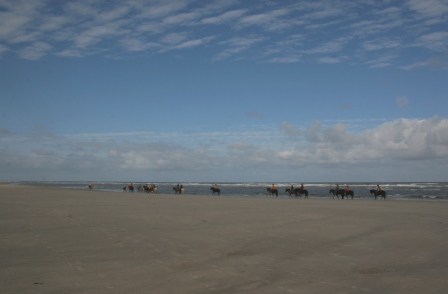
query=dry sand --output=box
[1,184,448,293]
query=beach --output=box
[1,184,447,293]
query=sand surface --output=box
[1,184,448,293]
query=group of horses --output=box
[267,187,309,198]
[267,188,308,198]
[329,189,354,199]
[285,188,309,198]
[268,187,386,200]
[123,184,387,200]
[328,189,386,200]
[123,185,158,193]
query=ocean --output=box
[14,181,448,200]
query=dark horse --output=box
[370,190,386,200]
[267,188,278,197]
[345,190,354,199]
[173,186,184,194]
[210,187,220,195]
[285,188,309,198]
[123,185,134,192]
[329,189,343,199]
[294,188,309,198]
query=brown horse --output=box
[285,188,295,197]
[144,185,157,193]
[267,188,278,197]
[123,185,134,192]
[173,187,184,194]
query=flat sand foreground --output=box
[1,185,447,294]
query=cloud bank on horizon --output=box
[2,117,448,182]
[1,0,448,182]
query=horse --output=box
[137,186,143,193]
[267,188,278,197]
[344,190,354,199]
[293,188,309,198]
[144,185,157,193]
[123,185,134,192]
[285,188,295,198]
[285,188,308,198]
[173,187,184,194]
[329,189,345,199]
[210,187,220,195]
[370,189,386,200]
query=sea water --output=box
[15,181,448,200]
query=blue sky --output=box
[1,0,448,182]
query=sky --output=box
[1,0,448,183]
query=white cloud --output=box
[0,44,8,56]
[137,1,191,20]
[267,56,301,63]
[74,20,130,49]
[120,38,160,52]
[0,0,45,41]
[306,38,349,54]
[163,11,201,25]
[214,36,266,60]
[416,31,448,52]
[167,36,215,51]
[400,61,428,70]
[362,38,402,51]
[407,0,448,17]
[56,49,83,58]
[278,117,448,165]
[160,32,189,45]
[239,8,291,27]
[202,9,247,24]
[19,41,52,60]
[365,54,397,68]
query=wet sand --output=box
[1,184,447,293]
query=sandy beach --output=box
[1,184,447,293]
